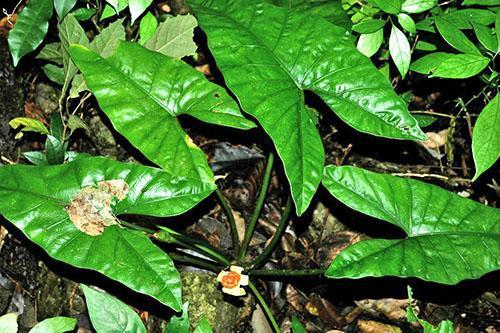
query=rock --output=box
[34,83,59,117]
[180,270,239,332]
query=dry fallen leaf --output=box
[355,298,408,321]
[66,180,129,236]
[357,319,402,333]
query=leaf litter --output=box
[65,180,129,236]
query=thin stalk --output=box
[248,281,280,333]
[238,152,275,262]
[120,221,230,266]
[248,196,292,269]
[250,268,326,277]
[168,252,223,272]
[215,188,240,255]
[158,226,231,266]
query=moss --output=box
[181,271,239,333]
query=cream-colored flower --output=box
[217,266,249,296]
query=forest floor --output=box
[0,3,499,332]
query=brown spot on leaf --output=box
[66,179,129,236]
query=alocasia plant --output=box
[189,0,426,214]
[2,0,499,331]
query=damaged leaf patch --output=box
[66,180,129,236]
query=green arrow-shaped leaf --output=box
[189,0,425,214]
[323,165,500,284]
[82,285,147,333]
[0,157,215,310]
[70,41,254,185]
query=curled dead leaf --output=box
[66,180,129,236]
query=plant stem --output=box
[250,268,326,277]
[238,152,275,262]
[168,252,223,272]
[248,280,280,333]
[215,188,240,255]
[158,226,231,266]
[120,221,230,266]
[248,196,292,269]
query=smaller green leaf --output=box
[29,316,77,333]
[72,7,97,20]
[50,112,65,141]
[472,94,500,181]
[82,285,147,333]
[453,9,496,26]
[415,40,437,51]
[412,114,437,127]
[23,151,49,165]
[402,0,437,13]
[352,19,386,34]
[291,316,307,333]
[389,24,411,77]
[398,13,416,34]
[0,314,18,333]
[416,17,435,32]
[8,0,54,66]
[463,0,500,5]
[193,316,213,333]
[89,18,126,58]
[143,14,198,58]
[9,117,49,138]
[472,22,498,52]
[22,151,49,165]
[410,52,452,74]
[101,0,128,20]
[434,16,481,55]
[430,53,489,78]
[139,12,158,44]
[68,115,89,134]
[45,134,66,164]
[357,29,384,57]
[407,286,454,333]
[37,42,63,65]
[129,0,153,23]
[42,64,65,85]
[369,0,402,14]
[59,14,89,99]
[69,73,88,99]
[54,0,78,20]
[164,303,190,333]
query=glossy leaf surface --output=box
[430,54,489,79]
[29,317,77,333]
[70,42,254,184]
[357,29,384,57]
[269,0,351,29]
[54,0,77,20]
[82,285,147,333]
[434,16,481,55]
[472,94,499,180]
[129,0,153,23]
[0,157,217,310]
[389,24,411,77]
[401,0,437,13]
[190,0,425,214]
[0,314,17,333]
[143,14,198,58]
[323,165,500,284]
[8,0,53,66]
